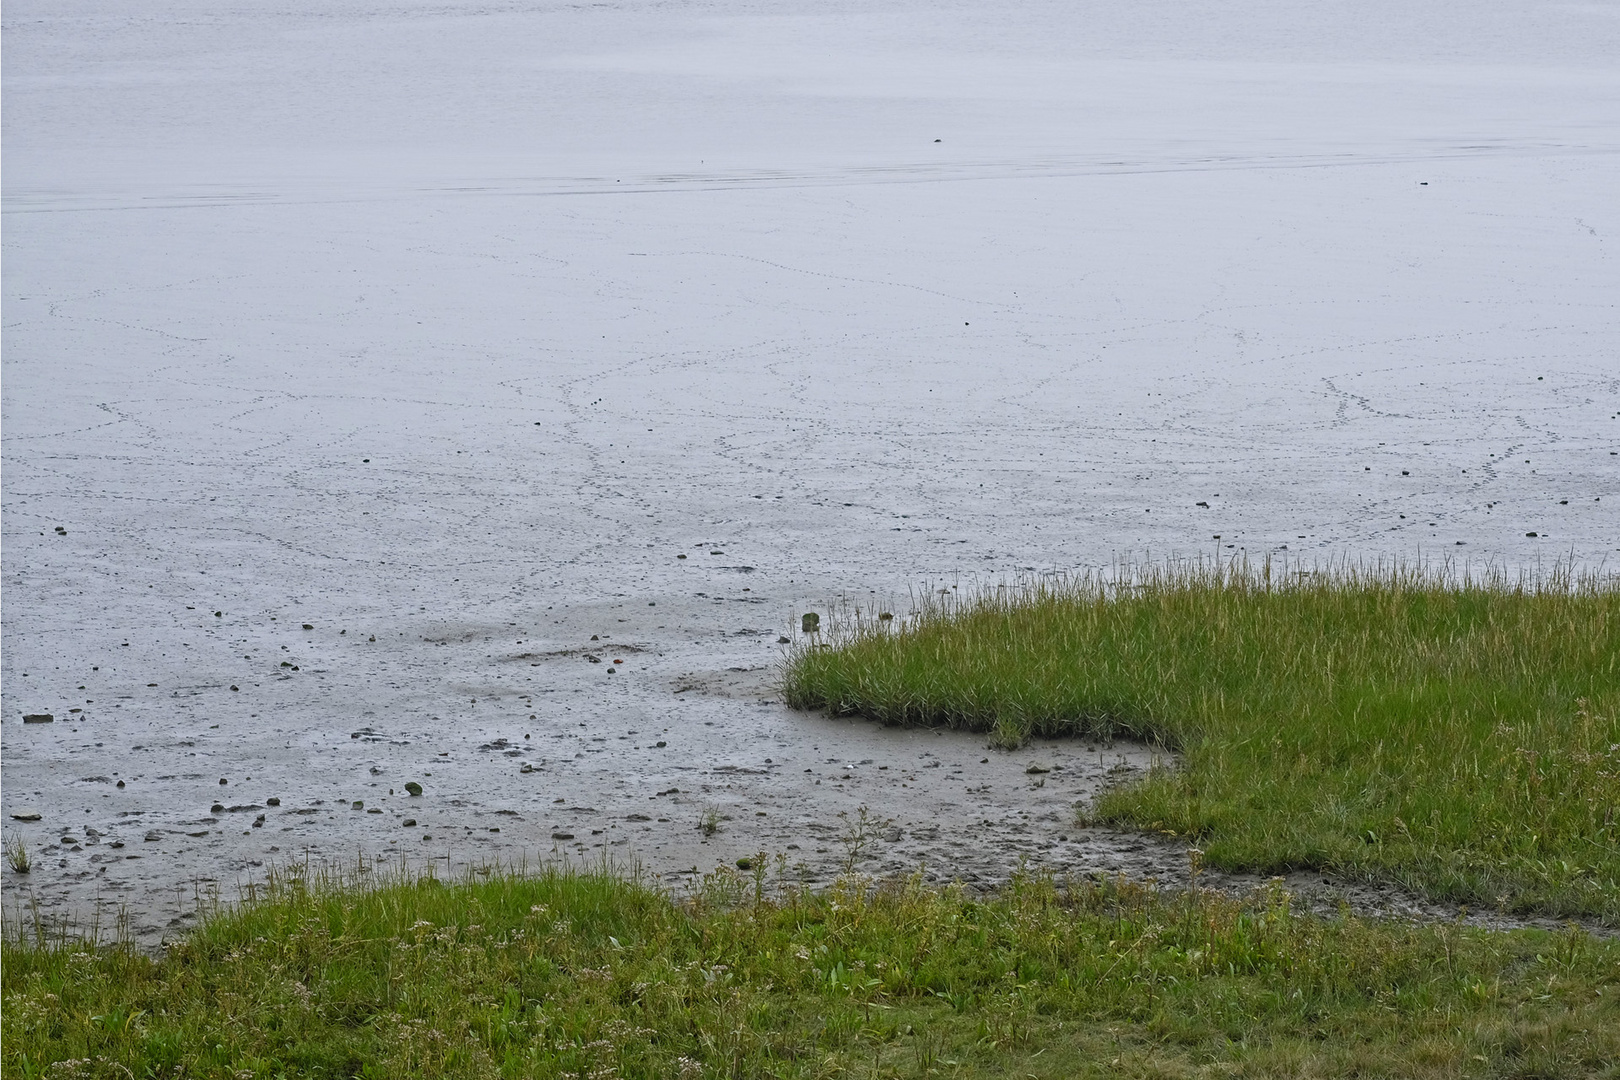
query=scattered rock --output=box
[211,803,226,813]
[302,624,314,630]
[116,780,125,789]
[655,740,667,748]
[143,831,162,842]
[10,811,42,822]
[881,827,904,842]
[22,714,53,724]
[266,797,280,806]
[777,636,791,644]
[219,778,228,785]
[252,815,265,828]
[402,819,417,827]
[1025,764,1051,774]
[405,782,423,796]
[520,762,535,773]
[352,801,364,810]
[626,813,652,822]
[551,831,574,841]
[735,857,754,870]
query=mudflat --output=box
[4,0,1617,941]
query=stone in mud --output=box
[352,801,364,810]
[22,714,53,724]
[881,827,903,842]
[551,831,574,840]
[404,782,423,796]
[626,813,652,821]
[402,819,417,827]
[266,797,280,806]
[777,636,791,644]
[1025,764,1051,774]
[520,763,535,773]
[211,803,226,813]
[253,815,266,828]
[116,780,125,789]
[11,811,42,822]
[735,857,754,870]
[143,831,162,842]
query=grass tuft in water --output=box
[783,559,1620,920]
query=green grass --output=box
[5,864,1619,1078]
[783,561,1620,921]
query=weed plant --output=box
[5,863,1618,1078]
[783,560,1620,920]
[6,834,32,875]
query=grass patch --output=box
[782,561,1620,921]
[5,864,1619,1078]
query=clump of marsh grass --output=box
[5,834,30,875]
[783,557,1620,920]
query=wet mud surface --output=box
[5,0,1618,944]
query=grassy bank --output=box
[5,865,1618,1078]
[782,562,1620,920]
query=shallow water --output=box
[4,0,1617,941]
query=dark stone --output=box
[405,782,423,796]
[22,714,53,724]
